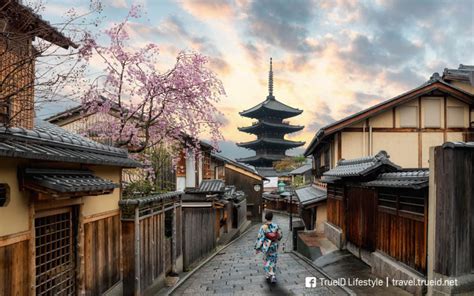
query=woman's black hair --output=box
[265,212,273,221]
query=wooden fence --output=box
[182,207,216,270]
[120,192,182,296]
[233,199,247,229]
[84,212,121,295]
[433,144,474,277]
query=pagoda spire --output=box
[268,57,274,99]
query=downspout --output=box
[363,122,366,156]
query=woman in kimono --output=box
[255,211,282,283]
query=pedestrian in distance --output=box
[254,211,282,284]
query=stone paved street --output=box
[171,214,348,295]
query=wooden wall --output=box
[326,184,345,230]
[346,187,377,251]
[225,167,262,221]
[377,211,426,273]
[84,213,121,295]
[434,145,474,277]
[182,207,216,270]
[0,237,29,295]
[233,199,247,229]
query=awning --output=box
[295,185,327,207]
[21,168,118,198]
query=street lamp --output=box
[280,191,292,231]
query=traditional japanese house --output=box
[305,69,474,180]
[0,120,140,295]
[237,58,305,179]
[0,2,140,294]
[295,185,327,232]
[211,153,265,221]
[287,161,313,186]
[322,151,430,295]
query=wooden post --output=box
[171,200,177,273]
[28,202,35,296]
[134,206,140,296]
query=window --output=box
[0,184,9,207]
[447,106,465,128]
[424,99,441,128]
[399,106,417,127]
[378,191,425,220]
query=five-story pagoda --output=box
[237,58,305,169]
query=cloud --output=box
[306,102,337,133]
[179,0,235,19]
[244,0,319,53]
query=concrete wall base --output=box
[324,222,345,249]
[429,273,474,295]
[372,251,425,296]
[345,241,373,267]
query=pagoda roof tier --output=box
[237,138,305,149]
[236,154,286,163]
[238,121,304,134]
[239,97,303,119]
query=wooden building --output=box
[0,121,139,295]
[294,185,327,232]
[305,70,474,178]
[0,2,140,295]
[322,151,430,294]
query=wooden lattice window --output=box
[378,190,426,220]
[0,184,9,206]
[35,209,76,295]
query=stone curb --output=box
[290,250,357,296]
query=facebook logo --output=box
[305,277,317,288]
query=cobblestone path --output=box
[171,214,348,295]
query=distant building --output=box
[237,58,305,180]
[305,67,474,182]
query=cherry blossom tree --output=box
[79,6,225,167]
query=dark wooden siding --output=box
[225,167,263,222]
[327,184,345,230]
[182,207,216,270]
[0,239,29,295]
[84,214,121,295]
[434,145,474,277]
[377,211,426,273]
[346,187,376,251]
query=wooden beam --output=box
[342,127,468,132]
[337,132,342,161]
[392,107,396,128]
[0,231,30,247]
[83,209,120,224]
[418,97,422,168]
[443,96,447,142]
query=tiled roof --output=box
[236,154,284,163]
[442,141,474,149]
[238,121,304,134]
[240,98,303,119]
[1,0,77,49]
[288,163,312,175]
[256,167,288,177]
[443,65,474,86]
[362,169,429,189]
[295,185,327,206]
[198,179,226,193]
[322,151,400,181]
[23,168,117,193]
[0,120,140,167]
[119,191,183,207]
[237,137,305,149]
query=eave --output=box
[304,79,474,156]
[237,138,305,149]
[238,121,304,134]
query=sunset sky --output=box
[37,0,474,159]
